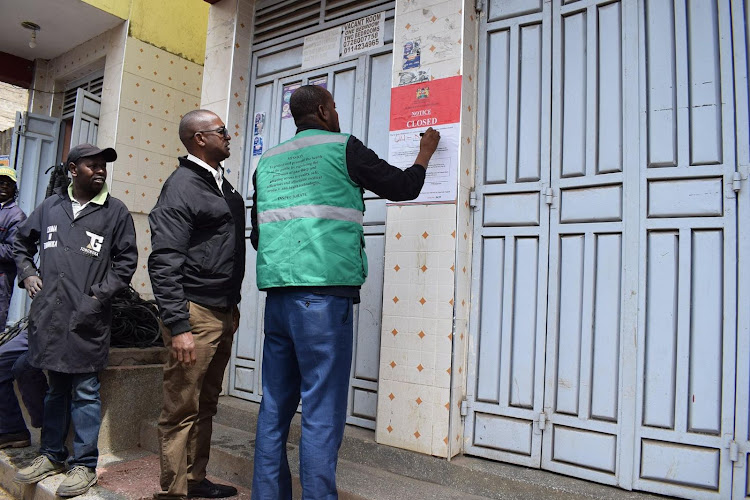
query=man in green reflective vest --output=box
[250,85,440,499]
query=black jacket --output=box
[148,157,246,335]
[13,187,137,373]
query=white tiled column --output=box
[375,0,478,459]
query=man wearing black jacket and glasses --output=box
[149,110,245,500]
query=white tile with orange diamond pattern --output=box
[376,201,458,457]
[375,0,476,459]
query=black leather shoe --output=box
[0,430,31,449]
[187,479,237,499]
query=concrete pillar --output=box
[374,0,478,459]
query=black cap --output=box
[66,143,117,165]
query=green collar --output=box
[68,182,109,205]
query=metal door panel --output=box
[8,111,61,325]
[733,0,750,496]
[365,52,392,158]
[465,0,551,467]
[70,88,101,147]
[467,231,548,467]
[14,112,61,218]
[347,229,384,427]
[516,24,543,182]
[633,0,738,497]
[539,0,634,487]
[333,68,357,136]
[539,0,637,488]
[596,2,623,174]
[345,48,391,429]
[474,0,742,495]
[487,0,543,22]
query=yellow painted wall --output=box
[81,0,209,64]
[80,0,129,20]
[129,0,209,64]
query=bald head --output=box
[178,109,231,167]
[179,110,221,151]
[290,85,340,132]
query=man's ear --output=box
[317,104,327,121]
[68,162,77,177]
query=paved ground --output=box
[96,453,251,500]
[0,448,250,500]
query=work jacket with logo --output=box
[13,186,137,373]
[255,129,367,289]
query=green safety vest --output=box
[255,129,367,289]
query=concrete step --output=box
[140,419,486,500]
[141,397,671,500]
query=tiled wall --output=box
[26,23,203,299]
[29,22,127,135]
[110,36,204,297]
[375,0,477,458]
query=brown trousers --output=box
[155,302,237,499]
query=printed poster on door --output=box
[341,12,384,57]
[387,75,462,204]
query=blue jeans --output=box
[40,371,101,468]
[0,331,47,434]
[252,292,354,500]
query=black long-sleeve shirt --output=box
[250,124,426,300]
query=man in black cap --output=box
[12,143,138,498]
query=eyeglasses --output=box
[195,126,230,138]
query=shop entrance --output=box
[231,2,395,429]
[466,0,748,498]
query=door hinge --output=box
[15,113,25,135]
[533,411,547,434]
[460,399,471,417]
[733,171,743,193]
[469,190,478,210]
[544,187,554,205]
[475,0,485,13]
[729,441,740,463]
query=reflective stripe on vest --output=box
[258,204,364,225]
[261,133,349,159]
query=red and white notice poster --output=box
[388,75,461,204]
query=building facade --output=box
[5,0,209,318]
[6,0,750,498]
[200,1,750,499]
